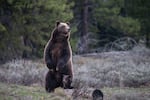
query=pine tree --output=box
[0,0,74,63]
[125,0,150,47]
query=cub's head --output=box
[63,75,72,89]
[55,21,70,37]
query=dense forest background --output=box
[0,0,150,63]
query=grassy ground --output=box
[0,46,150,100]
[0,82,71,100]
[103,87,150,100]
[0,82,150,100]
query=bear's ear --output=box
[56,21,60,26]
[66,22,70,25]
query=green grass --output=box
[0,82,71,100]
[0,82,150,100]
[0,82,47,100]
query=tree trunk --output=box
[146,32,150,47]
[78,0,89,54]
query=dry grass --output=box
[73,46,150,88]
[0,60,47,86]
[0,45,150,100]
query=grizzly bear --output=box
[44,21,73,92]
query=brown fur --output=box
[44,22,73,92]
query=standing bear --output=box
[44,21,73,92]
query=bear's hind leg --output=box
[45,70,57,92]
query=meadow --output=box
[0,46,150,100]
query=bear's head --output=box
[55,21,70,37]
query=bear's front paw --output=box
[56,66,64,72]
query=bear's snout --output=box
[68,28,71,32]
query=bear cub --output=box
[44,21,73,92]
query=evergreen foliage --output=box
[125,0,150,47]
[0,0,73,63]
[0,0,149,62]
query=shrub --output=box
[73,46,150,88]
[0,60,47,86]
